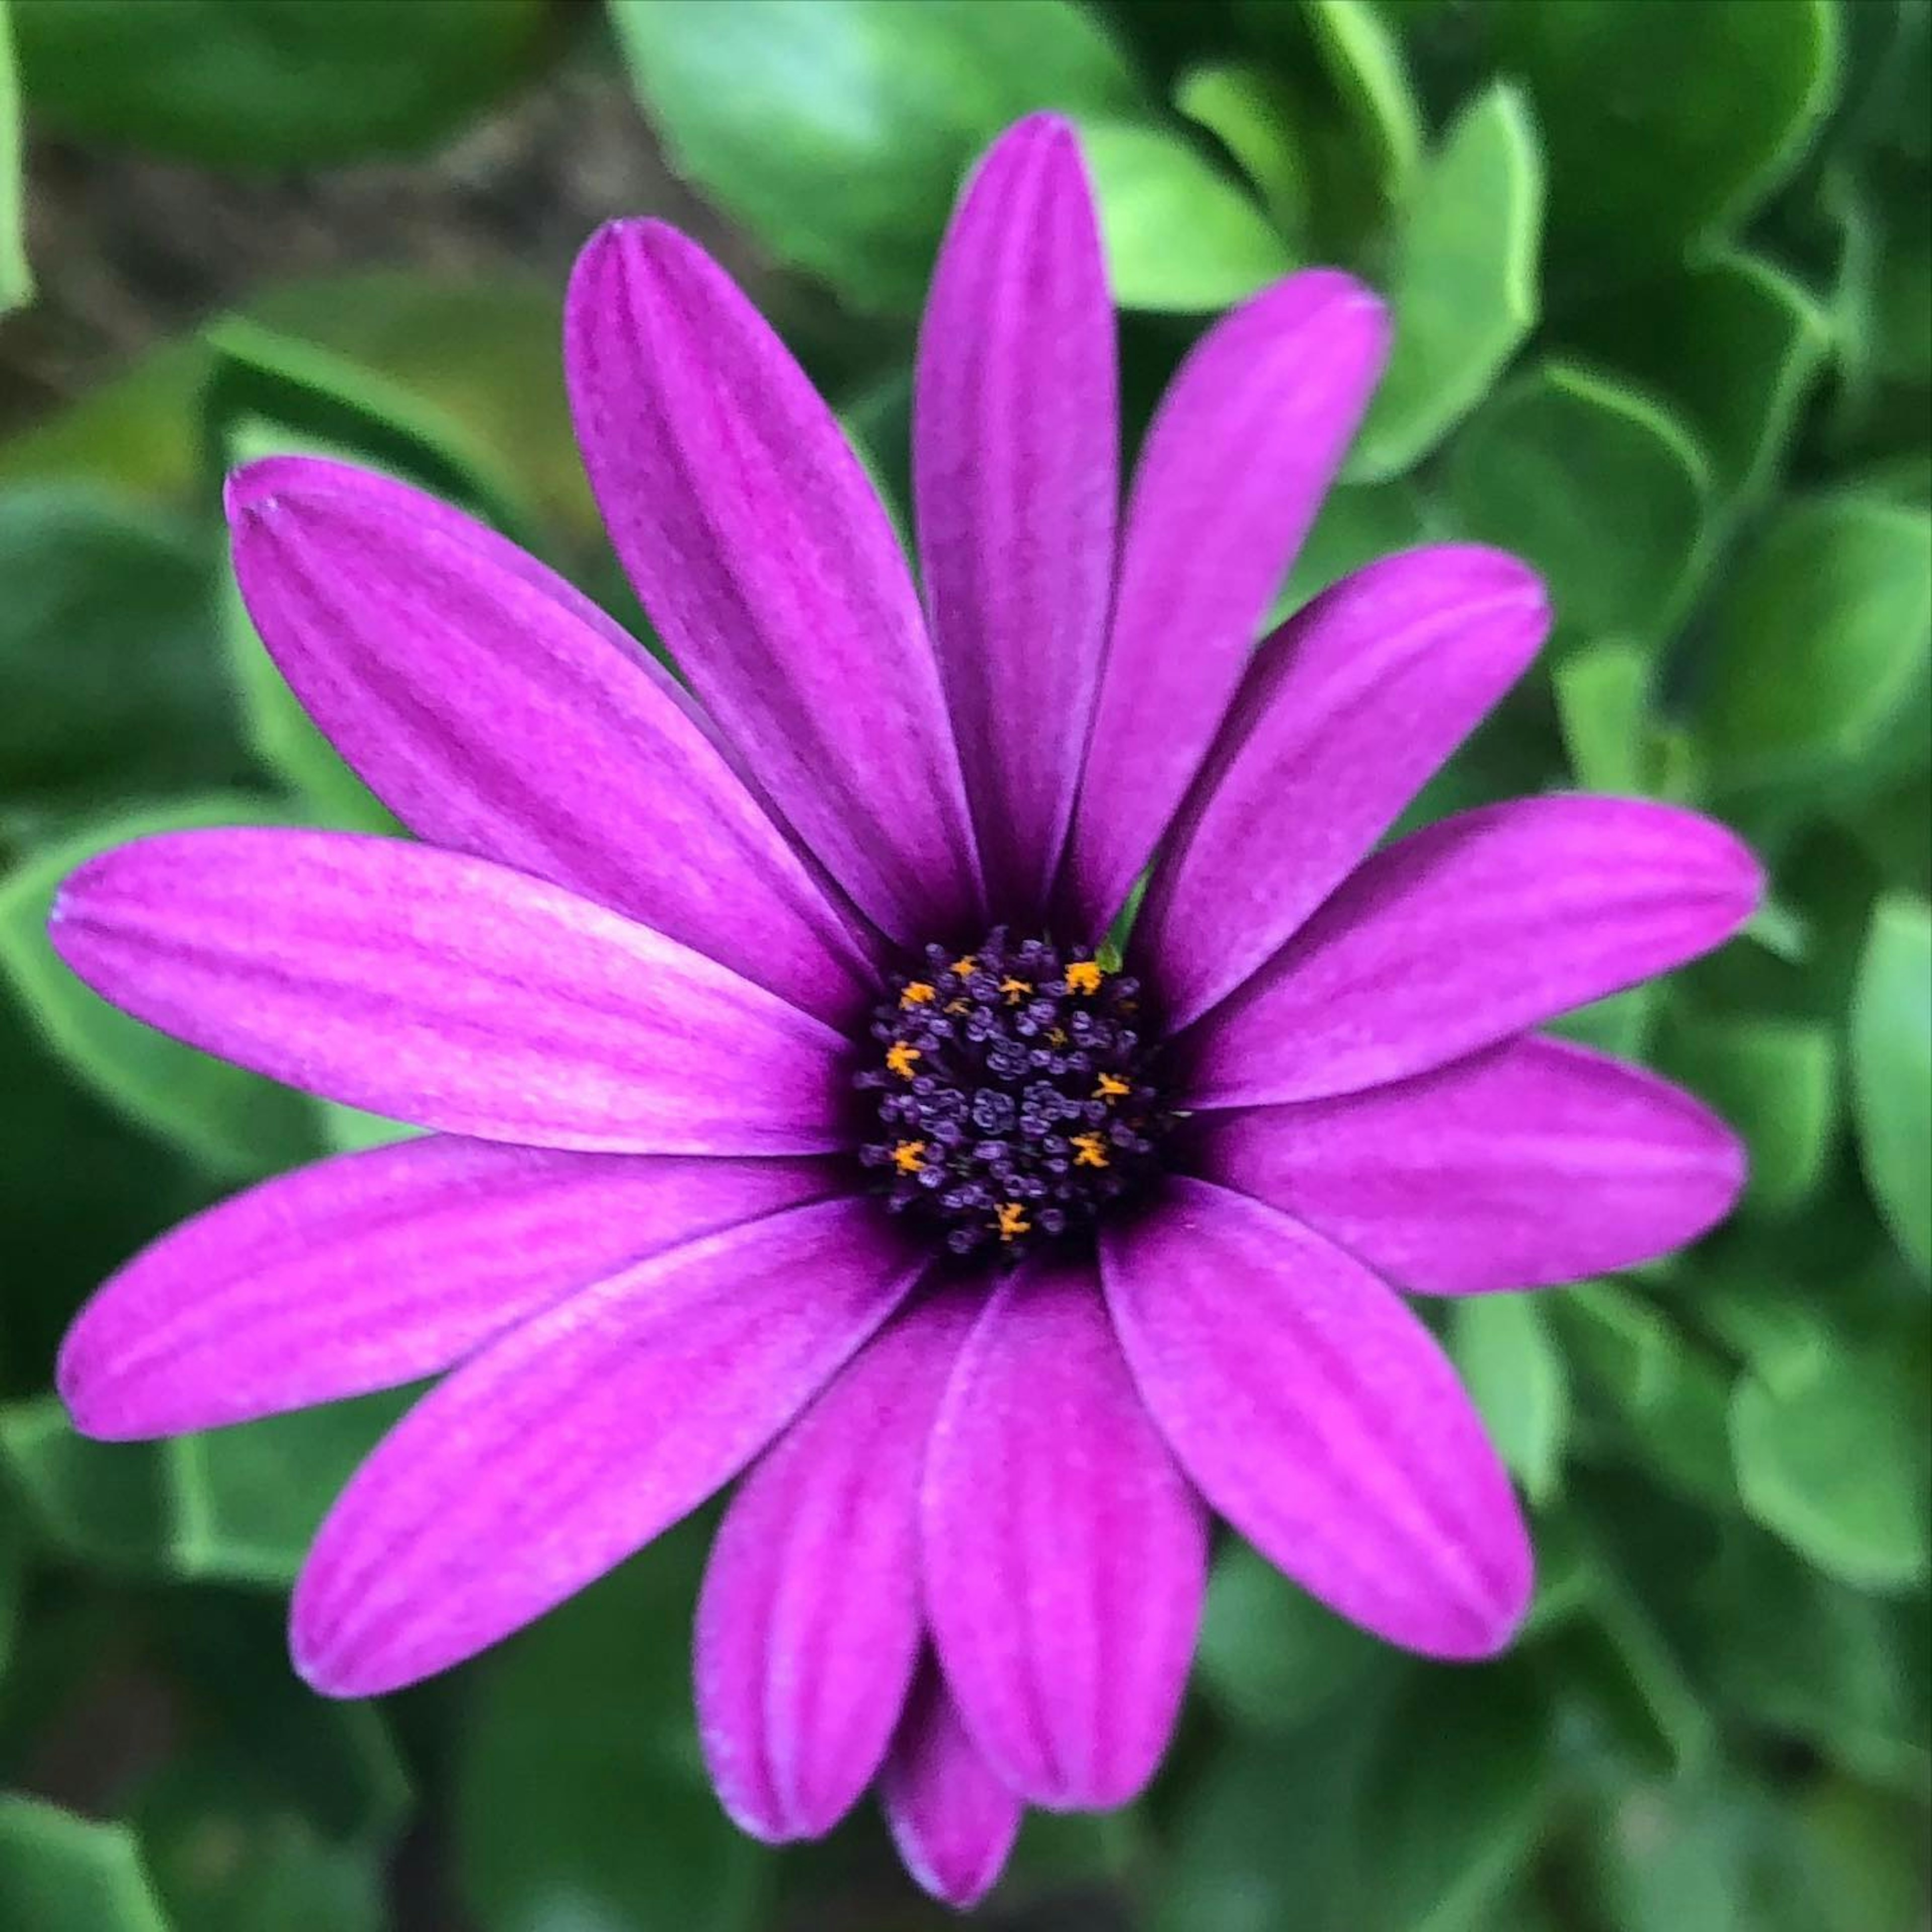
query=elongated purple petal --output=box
[1103,1180,1531,1659]
[1139,547,1548,1029]
[227,459,877,1024]
[60,1140,843,1439]
[567,220,983,945]
[291,1194,924,1697]
[882,1661,1023,1911]
[50,829,851,1155]
[695,1293,973,1843]
[1058,273,1390,936]
[914,115,1115,916]
[1188,1037,1745,1293]
[922,1263,1206,1809]
[1177,795,1762,1108]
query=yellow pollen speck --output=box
[950,955,979,979]
[1065,960,1104,995]
[892,1140,927,1174]
[999,976,1033,1005]
[1072,1132,1110,1168]
[945,997,970,1014]
[1096,1072,1131,1102]
[886,1042,921,1080]
[900,981,936,1007]
[1048,1026,1069,1046]
[994,1201,1031,1242]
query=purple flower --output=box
[50,117,1758,1907]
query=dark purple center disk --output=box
[856,928,1171,1263]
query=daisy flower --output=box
[50,116,1757,1907]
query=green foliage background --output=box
[0,1,1927,1927]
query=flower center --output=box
[857,928,1170,1262]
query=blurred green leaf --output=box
[134,1754,383,1932]
[0,487,250,806]
[0,1795,170,1931]
[1731,1338,1931,1591]
[1451,1293,1567,1504]
[1560,253,1830,503]
[1695,496,1932,803]
[609,0,1142,311]
[0,1396,171,1572]
[12,0,554,168]
[1660,1015,1839,1218]
[1554,640,1650,795]
[1274,474,1433,618]
[0,797,321,1179]
[1445,361,1712,648]
[1485,0,1840,270]
[1345,1665,1554,1932]
[1195,1538,1383,1733]
[1,0,29,314]
[1348,83,1543,482]
[1174,61,1309,236]
[1078,118,1291,312]
[457,1520,765,1932]
[1302,0,1423,212]
[1849,895,1932,1278]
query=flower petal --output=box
[914,115,1115,916]
[1102,1179,1532,1660]
[50,829,851,1155]
[58,1139,841,1440]
[1138,546,1548,1030]
[1176,795,1762,1108]
[695,1292,973,1842]
[567,220,982,945]
[227,458,877,1025]
[922,1262,1206,1809]
[1187,1036,1746,1293]
[881,1660,1024,1912]
[291,1193,924,1697]
[1058,272,1390,936]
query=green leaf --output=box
[457,1521,766,1932]
[1554,639,1651,795]
[0,797,321,1178]
[1077,118,1292,312]
[1273,474,1433,620]
[1731,1337,1931,1591]
[1849,896,1932,1277]
[0,1796,170,1931]
[1174,62,1309,235]
[1695,496,1932,802]
[1195,1538,1384,1733]
[1348,84,1543,482]
[1444,361,1712,648]
[1486,0,1841,270]
[1451,1293,1568,1503]
[1,0,29,314]
[0,486,251,805]
[1345,1665,1554,1932]
[1659,1015,1839,1218]
[0,1396,172,1572]
[1302,0,1424,210]
[12,0,554,169]
[1559,252,1830,503]
[609,0,1142,311]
